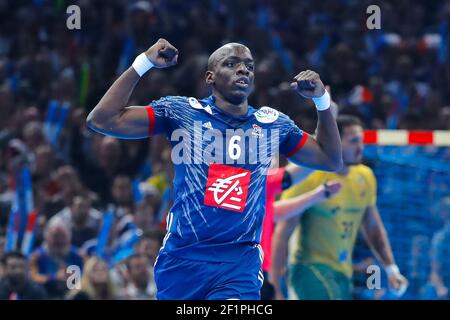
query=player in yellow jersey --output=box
[271,115,408,300]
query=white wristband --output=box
[312,90,331,111]
[385,264,408,297]
[385,264,400,276]
[132,52,154,77]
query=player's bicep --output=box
[89,106,153,139]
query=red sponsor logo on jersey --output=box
[204,164,251,212]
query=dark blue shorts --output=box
[154,246,264,300]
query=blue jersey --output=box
[146,95,307,262]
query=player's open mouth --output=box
[235,78,249,88]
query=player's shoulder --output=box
[353,164,375,177]
[150,95,189,106]
[307,169,335,183]
[353,164,376,184]
[151,96,214,114]
[253,106,293,125]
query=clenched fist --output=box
[145,38,179,68]
[291,70,326,99]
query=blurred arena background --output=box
[0,0,449,300]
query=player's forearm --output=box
[87,67,140,131]
[270,236,289,291]
[270,221,295,291]
[315,109,342,170]
[273,186,325,222]
[366,225,395,266]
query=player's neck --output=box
[213,93,248,116]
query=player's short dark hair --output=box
[1,251,26,265]
[336,115,363,137]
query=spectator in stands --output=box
[110,175,134,218]
[0,252,47,300]
[29,221,84,299]
[133,200,159,234]
[22,121,46,153]
[70,133,148,208]
[0,173,12,231]
[32,144,57,188]
[428,197,450,299]
[70,136,123,206]
[145,137,173,196]
[138,183,162,217]
[42,165,90,219]
[120,254,155,300]
[107,198,159,264]
[406,235,431,299]
[67,256,117,300]
[0,0,449,301]
[49,193,102,248]
[0,235,4,279]
[134,230,164,267]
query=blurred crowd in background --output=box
[0,0,449,299]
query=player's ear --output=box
[205,71,214,85]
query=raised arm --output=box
[288,71,342,171]
[86,39,179,139]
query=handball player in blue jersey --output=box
[87,39,342,299]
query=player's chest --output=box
[172,113,279,166]
[317,180,368,219]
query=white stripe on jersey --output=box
[159,212,174,253]
[257,244,264,264]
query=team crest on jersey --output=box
[188,97,213,115]
[254,107,279,124]
[204,164,251,213]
